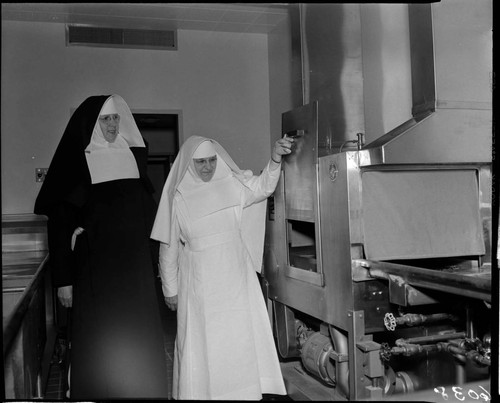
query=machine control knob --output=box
[384,313,397,331]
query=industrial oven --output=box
[262,2,492,401]
[263,101,491,400]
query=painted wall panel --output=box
[2,21,271,214]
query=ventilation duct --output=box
[360,1,492,166]
[66,24,177,50]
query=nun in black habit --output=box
[34,94,169,399]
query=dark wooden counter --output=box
[3,214,53,400]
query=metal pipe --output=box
[467,351,490,366]
[36,372,43,399]
[368,267,390,280]
[438,342,491,366]
[466,305,476,339]
[482,332,491,349]
[391,343,441,356]
[363,260,491,302]
[356,132,364,149]
[391,339,489,367]
[455,362,466,385]
[329,325,349,398]
[395,332,466,346]
[395,313,459,327]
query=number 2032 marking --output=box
[434,385,490,402]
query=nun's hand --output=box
[58,286,73,308]
[165,295,178,311]
[71,227,85,251]
[271,135,294,163]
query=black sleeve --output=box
[47,202,78,288]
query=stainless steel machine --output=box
[262,2,492,401]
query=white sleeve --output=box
[158,201,180,298]
[243,159,281,207]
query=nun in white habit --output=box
[151,135,293,400]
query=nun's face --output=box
[98,114,120,143]
[193,155,217,182]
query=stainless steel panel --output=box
[362,2,492,166]
[478,166,492,262]
[284,264,323,287]
[300,4,365,154]
[264,173,329,323]
[352,280,390,332]
[265,155,353,328]
[288,4,304,107]
[317,153,359,328]
[361,169,485,260]
[264,1,492,399]
[282,101,318,222]
[362,109,492,165]
[408,4,435,115]
[432,0,492,106]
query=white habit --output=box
[151,136,287,400]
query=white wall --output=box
[1,21,271,214]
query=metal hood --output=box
[360,1,492,166]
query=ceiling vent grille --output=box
[66,25,177,50]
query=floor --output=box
[43,280,290,400]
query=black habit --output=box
[34,95,169,399]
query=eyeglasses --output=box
[193,156,217,165]
[99,114,120,124]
